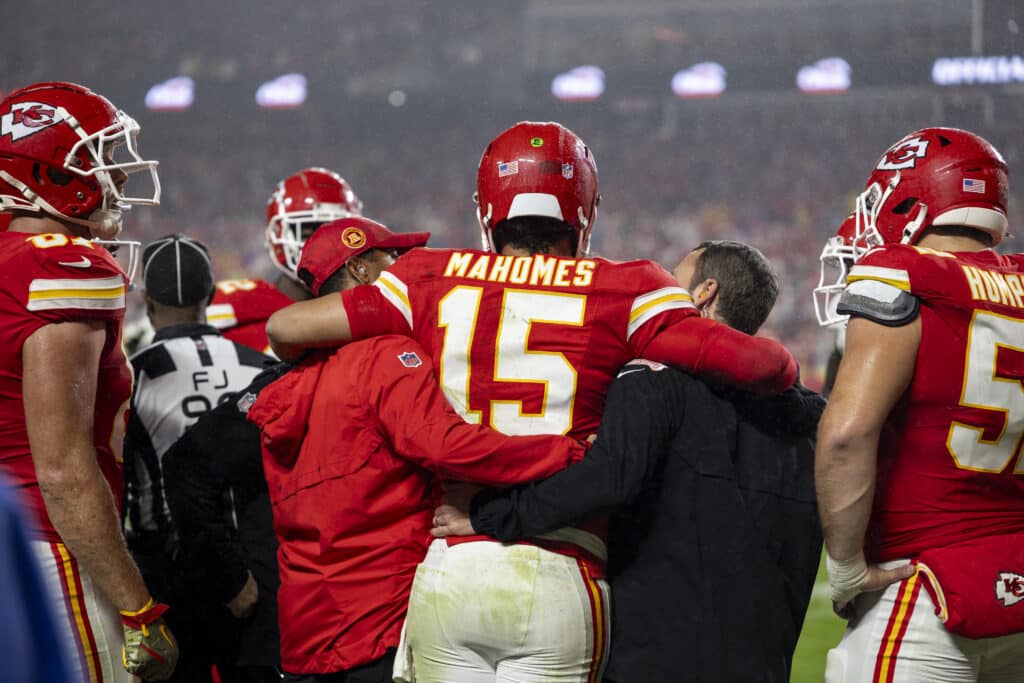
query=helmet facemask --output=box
[813,237,855,327]
[267,205,358,278]
[63,108,160,239]
[812,209,884,328]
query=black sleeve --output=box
[716,381,826,440]
[162,397,256,604]
[471,365,687,541]
[122,405,165,535]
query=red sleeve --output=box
[340,285,412,340]
[23,239,126,326]
[366,337,586,485]
[636,316,797,394]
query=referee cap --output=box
[142,234,215,307]
[297,217,429,296]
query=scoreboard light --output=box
[551,66,605,102]
[144,76,194,111]
[672,62,727,98]
[797,57,851,94]
[256,73,307,109]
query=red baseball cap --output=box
[297,216,430,295]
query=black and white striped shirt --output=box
[123,323,269,541]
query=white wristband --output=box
[826,551,868,606]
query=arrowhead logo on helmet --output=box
[876,136,930,171]
[0,102,69,141]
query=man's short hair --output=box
[691,240,779,334]
[306,259,357,296]
[492,217,576,255]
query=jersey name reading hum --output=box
[443,252,595,288]
[962,265,1024,309]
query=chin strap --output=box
[900,202,929,245]
[477,202,494,251]
[576,206,592,257]
[0,169,115,235]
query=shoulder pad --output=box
[27,235,122,275]
[22,236,125,315]
[837,279,920,327]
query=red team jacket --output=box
[0,232,132,542]
[248,335,586,673]
[340,248,797,553]
[845,244,1024,637]
[207,278,293,354]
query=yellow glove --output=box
[119,598,178,680]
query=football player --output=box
[0,82,177,681]
[816,127,1024,681]
[206,167,362,353]
[267,121,797,682]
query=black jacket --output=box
[471,363,825,682]
[162,363,288,668]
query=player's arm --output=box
[816,313,918,609]
[638,315,797,394]
[266,295,353,361]
[24,320,152,612]
[435,364,685,541]
[370,340,586,486]
[269,267,419,361]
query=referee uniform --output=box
[122,235,269,682]
[125,324,267,542]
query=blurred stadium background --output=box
[5,1,1023,678]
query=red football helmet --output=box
[265,167,363,278]
[475,121,600,257]
[855,127,1008,249]
[0,81,160,241]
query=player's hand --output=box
[440,480,482,513]
[827,553,915,619]
[226,571,259,619]
[120,598,178,680]
[431,503,476,537]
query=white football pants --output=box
[402,538,610,683]
[33,540,133,683]
[826,561,1024,683]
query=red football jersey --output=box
[844,244,1024,562]
[341,247,795,438]
[207,278,293,354]
[342,248,699,440]
[0,232,132,542]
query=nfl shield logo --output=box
[562,163,574,179]
[236,392,257,413]
[398,351,422,368]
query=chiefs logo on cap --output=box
[341,227,366,249]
